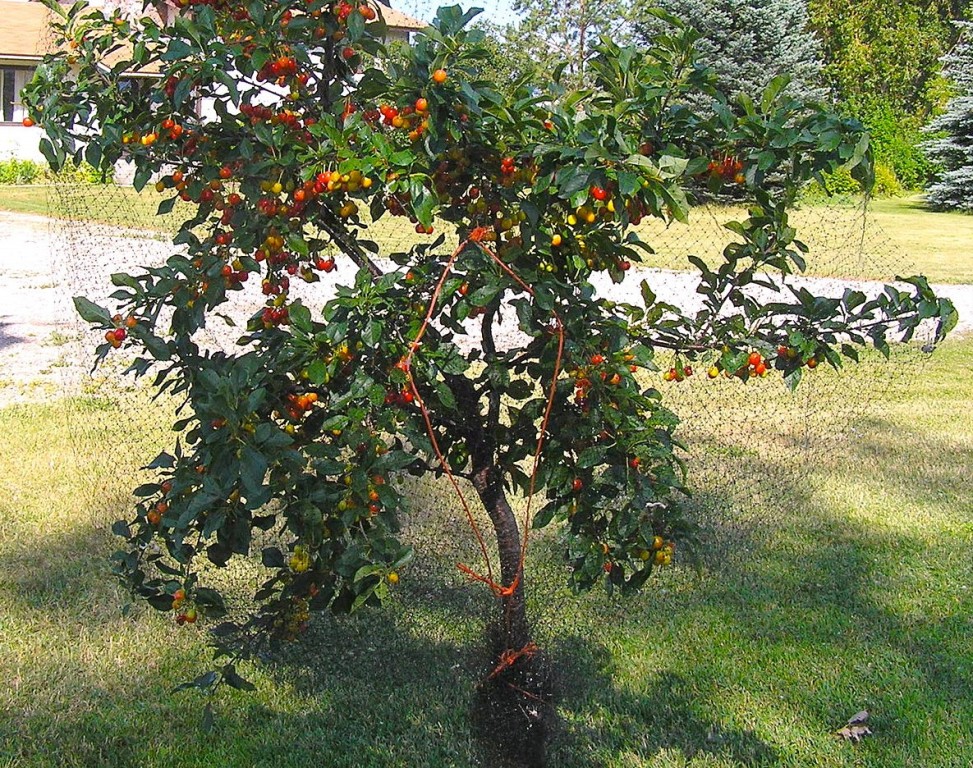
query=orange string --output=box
[402,237,496,590]
[488,642,539,679]
[403,230,566,602]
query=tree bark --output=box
[471,461,531,652]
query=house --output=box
[0,0,48,160]
[372,1,426,45]
[0,0,425,162]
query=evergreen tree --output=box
[925,21,973,211]
[636,0,825,102]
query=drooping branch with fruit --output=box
[25,0,956,707]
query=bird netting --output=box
[28,2,948,764]
[48,179,932,564]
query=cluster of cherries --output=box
[708,155,746,184]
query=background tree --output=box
[809,0,971,190]
[635,0,825,103]
[504,0,639,85]
[924,21,973,211]
[24,0,956,760]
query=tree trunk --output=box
[471,461,531,652]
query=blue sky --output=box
[389,0,524,27]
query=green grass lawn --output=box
[634,194,973,283]
[0,183,187,234]
[1,185,970,283]
[1,337,970,767]
[863,196,973,283]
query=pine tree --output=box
[637,0,825,102]
[924,21,973,211]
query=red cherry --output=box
[572,478,583,492]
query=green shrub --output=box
[800,166,862,202]
[50,160,114,184]
[0,158,112,185]
[0,158,45,184]
[858,101,934,191]
[820,166,862,196]
[872,162,903,197]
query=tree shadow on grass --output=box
[842,414,972,503]
[0,493,135,617]
[0,320,29,353]
[549,636,779,767]
[3,389,971,768]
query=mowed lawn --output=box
[1,184,972,283]
[0,332,970,767]
[0,181,970,765]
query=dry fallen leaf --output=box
[836,710,872,742]
[836,723,873,742]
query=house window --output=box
[1,67,35,123]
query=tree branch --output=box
[315,208,383,279]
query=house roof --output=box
[371,1,426,31]
[0,1,52,60]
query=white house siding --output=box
[0,124,44,162]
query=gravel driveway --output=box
[1,209,969,407]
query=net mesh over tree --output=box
[35,2,946,763]
[49,184,932,592]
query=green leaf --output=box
[760,74,790,112]
[133,165,152,193]
[306,358,327,384]
[73,296,111,325]
[239,447,268,493]
[194,587,227,616]
[617,171,640,197]
[288,303,312,333]
[363,319,382,347]
[38,137,61,171]
[138,332,171,361]
[531,502,558,529]
[577,445,607,468]
[413,186,436,228]
[261,547,285,569]
[640,280,656,308]
[507,378,533,400]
